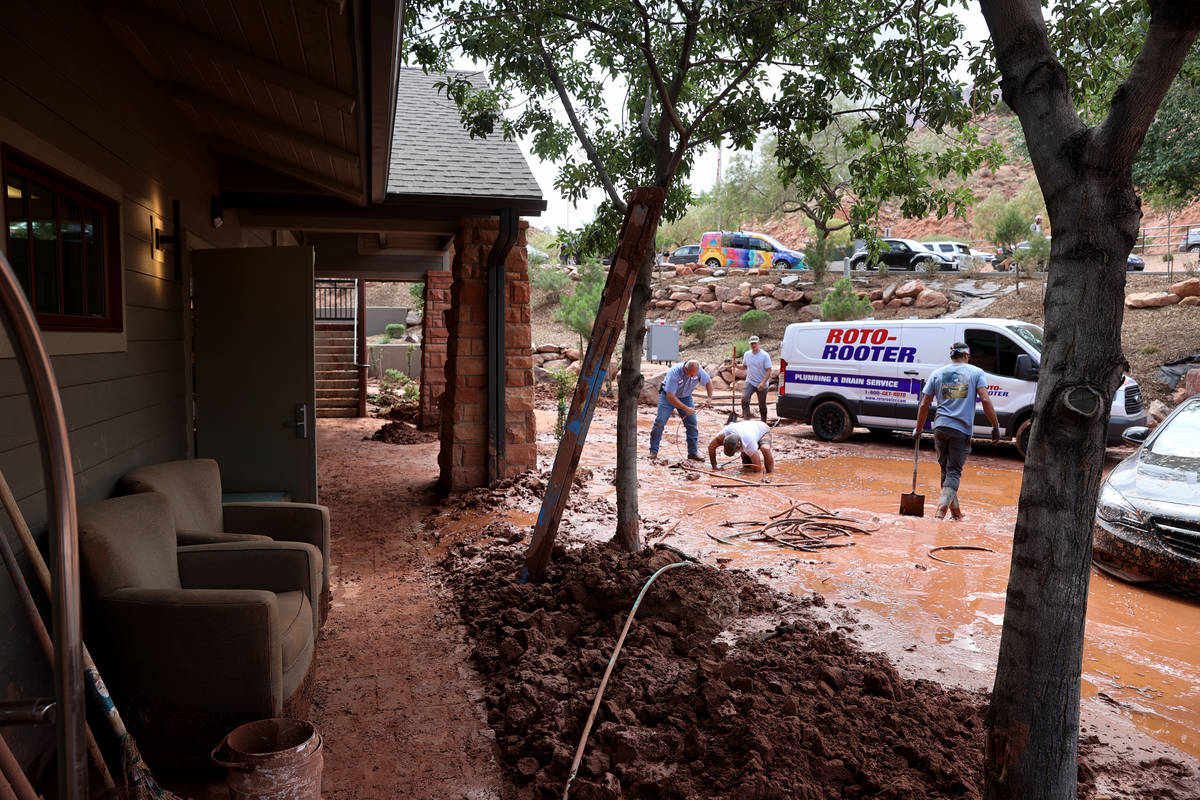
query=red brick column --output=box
[419,271,452,430]
[438,219,536,490]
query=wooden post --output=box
[522,187,665,582]
[356,279,367,417]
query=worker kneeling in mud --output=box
[708,419,774,473]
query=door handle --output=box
[903,370,920,376]
[283,403,308,439]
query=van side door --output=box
[962,327,1032,436]
[895,324,950,429]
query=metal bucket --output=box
[212,718,323,800]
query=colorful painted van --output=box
[698,231,806,270]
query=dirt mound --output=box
[367,420,438,445]
[442,543,991,798]
[440,542,1195,799]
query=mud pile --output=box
[367,420,437,445]
[444,543,995,799]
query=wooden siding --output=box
[0,0,276,772]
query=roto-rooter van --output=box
[777,318,1147,457]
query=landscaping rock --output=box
[1169,277,1200,297]
[676,301,698,313]
[542,358,570,371]
[638,365,671,405]
[773,288,804,303]
[713,268,728,277]
[802,290,816,303]
[536,344,562,354]
[1126,292,1181,308]
[730,296,754,307]
[564,348,581,361]
[653,300,675,309]
[720,302,744,314]
[1173,368,1200,403]
[739,282,753,297]
[758,285,775,297]
[895,279,926,298]
[871,300,885,310]
[913,289,949,308]
[696,301,721,313]
[753,297,784,311]
[797,305,822,322]
[886,297,914,309]
[406,311,422,326]
[669,292,693,301]
[715,286,740,302]
[780,274,801,286]
[675,264,694,276]
[1181,296,1200,306]
[1148,400,1171,427]
[881,282,898,303]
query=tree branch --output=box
[1094,2,1200,168]
[629,0,687,137]
[534,37,628,214]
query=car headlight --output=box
[1096,483,1145,528]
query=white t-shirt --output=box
[741,349,773,387]
[720,420,770,455]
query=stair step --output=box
[316,379,358,389]
[316,355,355,364]
[316,346,356,356]
[316,408,359,418]
[317,397,359,408]
[317,388,360,399]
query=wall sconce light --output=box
[153,199,183,280]
[210,195,224,229]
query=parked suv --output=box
[668,244,701,264]
[1181,227,1200,253]
[923,241,973,270]
[848,238,957,271]
[699,231,806,270]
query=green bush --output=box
[738,309,771,338]
[547,367,577,439]
[384,323,406,343]
[409,282,425,313]
[553,261,605,346]
[820,277,873,321]
[681,313,716,343]
[380,368,411,394]
[731,338,750,358]
[531,265,570,304]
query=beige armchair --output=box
[78,492,319,768]
[119,458,330,623]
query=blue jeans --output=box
[934,427,971,491]
[649,392,698,455]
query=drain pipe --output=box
[487,208,519,484]
[0,253,85,799]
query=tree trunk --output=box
[983,179,1136,798]
[613,252,655,551]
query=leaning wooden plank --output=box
[522,187,666,582]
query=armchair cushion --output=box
[78,493,179,594]
[178,541,322,632]
[120,459,223,532]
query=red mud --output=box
[366,419,438,445]
[438,540,1197,800]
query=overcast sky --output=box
[505,6,992,232]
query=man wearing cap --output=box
[739,336,773,421]
[708,419,774,473]
[913,342,1000,519]
[649,359,714,461]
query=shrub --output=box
[554,261,605,347]
[547,367,577,439]
[820,277,873,321]
[739,309,771,337]
[380,368,411,394]
[384,323,406,343]
[681,313,716,343]
[731,338,750,358]
[531,265,570,304]
[409,282,425,313]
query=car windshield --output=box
[1149,402,1200,458]
[1007,324,1043,353]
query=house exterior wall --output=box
[420,271,453,430]
[437,219,536,490]
[0,1,275,772]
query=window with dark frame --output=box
[3,148,122,332]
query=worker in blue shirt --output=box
[649,360,714,461]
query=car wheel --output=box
[811,400,853,443]
[915,258,932,271]
[1188,245,1200,253]
[706,258,721,269]
[1015,418,1032,459]
[773,259,789,270]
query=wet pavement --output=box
[550,408,1200,762]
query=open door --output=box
[191,246,317,503]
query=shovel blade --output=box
[899,491,925,517]
[726,412,738,424]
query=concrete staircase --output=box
[315,323,359,418]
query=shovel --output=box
[899,434,925,516]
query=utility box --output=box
[644,320,680,363]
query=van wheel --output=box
[1015,419,1032,458]
[773,259,789,270]
[706,258,721,269]
[812,401,853,442]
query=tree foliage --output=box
[552,262,605,344]
[1133,47,1200,210]
[819,277,872,321]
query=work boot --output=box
[686,453,705,462]
[648,450,659,461]
[935,487,961,520]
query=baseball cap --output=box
[951,342,970,356]
[748,335,760,343]
[724,432,742,456]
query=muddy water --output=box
[571,434,1200,760]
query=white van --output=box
[777,318,1147,456]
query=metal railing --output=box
[314,279,357,320]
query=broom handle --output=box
[0,471,150,786]
[911,435,920,493]
[0,514,114,789]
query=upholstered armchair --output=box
[119,458,330,623]
[78,492,319,767]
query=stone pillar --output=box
[438,218,537,490]
[419,271,452,430]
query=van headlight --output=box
[1096,483,1145,528]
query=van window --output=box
[750,238,772,251]
[965,329,1026,377]
[1008,324,1043,353]
[731,234,750,249]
